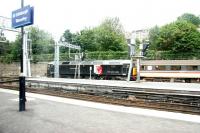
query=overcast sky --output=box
[0,0,200,41]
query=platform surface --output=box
[0,88,200,133]
[27,77,200,92]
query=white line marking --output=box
[10,97,36,102]
[1,88,200,123]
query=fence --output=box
[146,50,200,60]
[0,51,200,63]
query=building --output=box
[131,29,149,42]
[126,29,149,44]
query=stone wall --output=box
[0,62,48,77]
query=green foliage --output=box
[6,51,128,62]
[148,26,160,50]
[0,41,10,55]
[0,33,10,56]
[85,51,128,60]
[61,17,127,52]
[8,26,55,63]
[94,17,127,51]
[62,29,73,43]
[29,27,54,55]
[10,35,21,62]
[146,50,200,60]
[148,13,200,58]
[149,20,200,53]
[0,26,55,63]
[2,14,200,63]
[60,28,97,52]
[134,38,141,54]
[78,28,97,51]
[177,13,200,26]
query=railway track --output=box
[0,82,200,115]
[0,76,18,83]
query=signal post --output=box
[127,39,149,83]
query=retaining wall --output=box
[0,62,48,77]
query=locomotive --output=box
[47,60,137,80]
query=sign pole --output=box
[19,0,26,111]
[11,0,34,111]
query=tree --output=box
[10,26,55,62]
[177,13,200,27]
[95,17,127,51]
[0,32,9,56]
[77,28,97,51]
[60,29,82,53]
[61,17,127,52]
[155,20,200,52]
[10,35,21,61]
[29,27,54,55]
[62,29,73,43]
[148,26,160,50]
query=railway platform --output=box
[0,88,200,133]
[27,77,200,96]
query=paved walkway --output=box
[0,88,200,133]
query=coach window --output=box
[166,65,171,71]
[193,66,198,70]
[155,66,165,70]
[141,65,145,70]
[159,66,165,70]
[187,66,198,70]
[171,66,181,70]
[181,66,187,70]
[192,66,198,70]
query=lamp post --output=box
[19,0,26,111]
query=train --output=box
[47,60,200,83]
[47,60,136,80]
[140,60,200,82]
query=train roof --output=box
[141,60,200,66]
[63,60,131,65]
[48,60,200,66]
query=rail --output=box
[25,78,200,114]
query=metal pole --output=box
[27,34,32,77]
[78,63,80,79]
[54,42,59,78]
[19,0,26,111]
[136,58,140,83]
[21,0,24,74]
[127,58,133,81]
[89,66,92,80]
[68,47,70,58]
[23,32,27,76]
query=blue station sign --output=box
[12,5,34,28]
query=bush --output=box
[146,50,200,60]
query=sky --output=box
[0,0,200,41]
